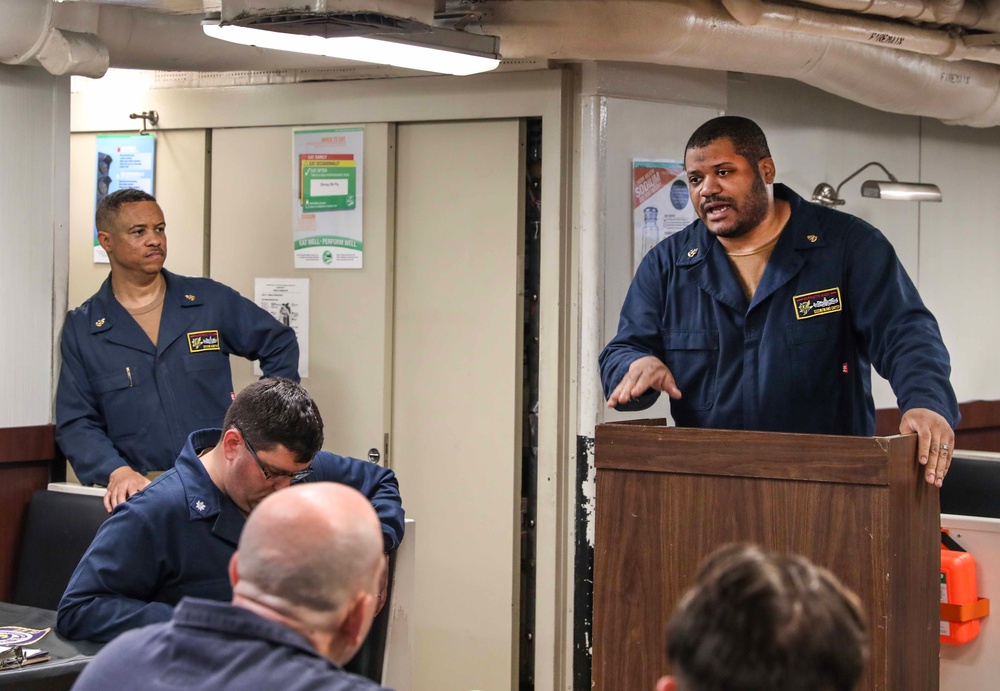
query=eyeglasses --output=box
[232,424,313,482]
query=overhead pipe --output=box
[0,0,108,77]
[5,0,1000,125]
[473,0,1000,125]
[89,0,1000,125]
[0,0,52,64]
[93,6,368,72]
[720,0,1000,65]
[34,28,109,77]
[799,0,1000,33]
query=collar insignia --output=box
[185,294,196,301]
[194,500,207,513]
[687,248,699,258]
[95,318,105,327]
[807,235,818,243]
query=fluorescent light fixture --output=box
[202,21,500,76]
[812,161,942,206]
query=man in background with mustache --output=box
[57,189,299,511]
[600,116,958,486]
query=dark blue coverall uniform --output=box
[599,184,959,435]
[56,270,299,485]
[56,428,404,643]
[71,598,390,691]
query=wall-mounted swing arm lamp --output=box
[811,161,942,207]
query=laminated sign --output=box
[632,160,696,273]
[300,154,356,211]
[292,128,365,269]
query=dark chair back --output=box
[344,550,397,683]
[940,455,1000,519]
[12,489,109,610]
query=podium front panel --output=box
[592,423,939,691]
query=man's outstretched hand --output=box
[607,356,683,408]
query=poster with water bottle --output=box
[632,160,696,273]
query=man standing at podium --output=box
[600,116,959,486]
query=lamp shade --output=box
[860,180,942,202]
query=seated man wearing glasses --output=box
[57,378,404,643]
[73,483,390,691]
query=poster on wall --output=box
[93,134,156,263]
[254,278,310,378]
[292,128,364,269]
[632,160,696,273]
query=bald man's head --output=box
[230,483,384,667]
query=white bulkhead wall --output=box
[0,64,69,428]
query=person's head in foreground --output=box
[658,543,869,691]
[231,481,386,666]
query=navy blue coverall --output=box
[599,184,959,435]
[56,270,299,485]
[56,428,404,643]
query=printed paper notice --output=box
[633,160,696,272]
[293,128,364,269]
[254,278,310,378]
[93,135,156,263]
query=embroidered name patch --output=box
[793,288,842,320]
[187,330,221,353]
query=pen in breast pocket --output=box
[126,366,133,387]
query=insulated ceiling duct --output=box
[0,0,108,76]
[7,0,1000,125]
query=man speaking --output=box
[600,116,959,486]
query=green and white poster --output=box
[292,128,364,269]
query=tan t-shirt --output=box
[726,232,781,302]
[123,278,166,347]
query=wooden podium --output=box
[592,422,939,691]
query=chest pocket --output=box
[93,369,150,440]
[662,329,718,411]
[785,319,841,414]
[181,351,232,419]
[786,319,832,346]
[182,351,228,373]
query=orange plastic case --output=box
[940,542,989,645]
